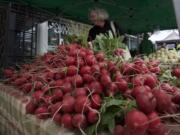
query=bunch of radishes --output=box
[172,66,180,78]
[3,44,128,132]
[3,44,180,135]
[112,59,180,135]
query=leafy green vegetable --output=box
[108,118,115,134]
[85,124,98,135]
[64,33,88,48]
[84,97,136,135]
[159,68,180,87]
[92,33,126,57]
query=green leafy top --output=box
[83,97,136,135]
[92,32,126,56]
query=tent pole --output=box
[172,0,180,36]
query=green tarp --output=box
[3,0,177,33]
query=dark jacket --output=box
[87,20,123,42]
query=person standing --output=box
[87,8,124,48]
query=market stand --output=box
[0,0,180,135]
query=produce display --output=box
[3,43,180,135]
[145,48,180,63]
[92,33,131,61]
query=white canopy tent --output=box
[149,29,180,44]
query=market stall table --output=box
[0,83,180,135]
[0,83,74,135]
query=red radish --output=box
[122,127,132,135]
[75,96,91,113]
[74,88,87,97]
[55,80,63,87]
[98,62,107,69]
[42,95,52,104]
[72,114,87,128]
[172,86,180,92]
[153,89,172,113]
[7,74,17,82]
[65,56,75,66]
[91,94,102,109]
[147,112,161,129]
[134,64,149,74]
[108,82,118,96]
[123,89,133,99]
[149,66,161,74]
[124,76,131,83]
[95,52,105,62]
[22,64,30,70]
[134,58,144,65]
[131,75,144,87]
[67,66,77,76]
[114,71,123,80]
[144,74,157,89]
[46,72,54,81]
[87,111,98,124]
[116,79,128,93]
[76,57,85,67]
[172,67,180,78]
[61,114,73,129]
[79,50,86,58]
[108,61,118,72]
[125,109,149,135]
[132,86,151,98]
[32,90,43,102]
[100,74,111,87]
[26,100,38,114]
[114,125,123,135]
[89,81,103,94]
[54,73,62,80]
[49,81,56,87]
[86,49,94,55]
[53,113,61,126]
[69,48,80,57]
[166,103,178,114]
[22,74,32,80]
[71,75,83,87]
[136,92,157,114]
[149,123,166,135]
[64,76,72,82]
[3,68,14,78]
[42,86,49,93]
[83,74,94,83]
[121,63,135,75]
[35,106,49,119]
[61,81,72,93]
[172,92,180,104]
[85,55,96,66]
[80,66,91,75]
[51,89,63,103]
[49,102,62,116]
[114,48,125,56]
[34,81,43,90]
[160,83,173,93]
[144,85,152,92]
[100,68,109,75]
[22,83,32,93]
[148,60,160,67]
[14,78,27,86]
[91,64,100,74]
[58,70,66,78]
[62,96,75,113]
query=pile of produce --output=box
[92,33,131,61]
[145,48,180,63]
[3,44,180,135]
